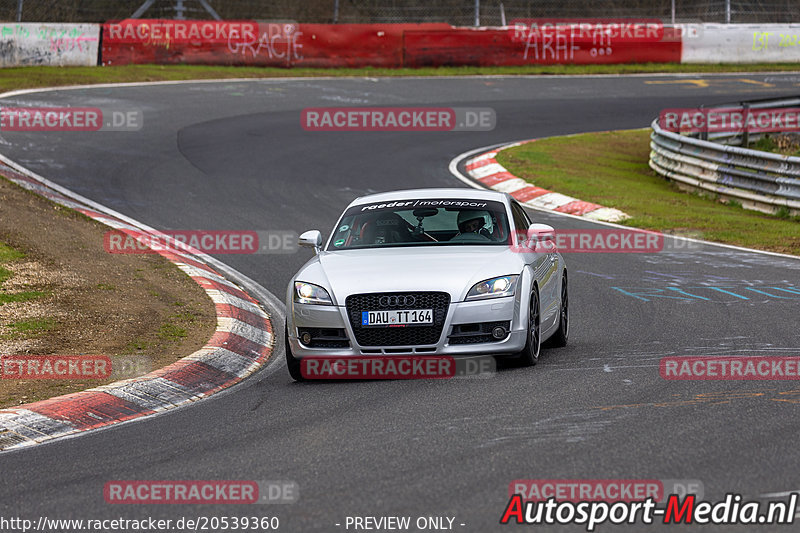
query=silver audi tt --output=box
[285,188,568,381]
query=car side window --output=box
[510,201,531,231]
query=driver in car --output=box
[455,210,493,239]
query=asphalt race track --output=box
[1,74,800,532]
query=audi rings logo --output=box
[379,295,415,307]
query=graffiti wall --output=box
[682,23,800,63]
[0,23,99,67]
[3,21,800,68]
[101,20,451,68]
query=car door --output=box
[511,201,559,329]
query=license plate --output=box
[361,309,433,326]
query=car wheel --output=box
[518,285,541,366]
[547,271,569,348]
[285,323,306,382]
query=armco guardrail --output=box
[649,97,800,217]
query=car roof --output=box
[349,188,511,207]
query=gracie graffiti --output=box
[227,23,303,63]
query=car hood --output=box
[294,246,527,304]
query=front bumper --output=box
[287,295,525,358]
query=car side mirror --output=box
[298,230,323,254]
[526,223,556,252]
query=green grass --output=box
[496,128,800,255]
[158,323,187,340]
[0,241,48,305]
[2,63,800,92]
[752,136,777,152]
[2,318,56,339]
[170,310,198,323]
[123,339,149,353]
[749,134,800,157]
[0,242,24,284]
[0,265,12,285]
[158,308,202,341]
[0,241,52,345]
[0,290,47,305]
[0,243,24,263]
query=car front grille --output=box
[345,292,450,347]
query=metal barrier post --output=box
[742,103,750,147]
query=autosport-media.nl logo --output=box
[503,478,704,531]
[502,479,798,530]
[0,106,143,132]
[104,229,298,255]
[301,107,495,131]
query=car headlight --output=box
[294,281,333,305]
[466,275,519,301]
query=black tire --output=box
[518,285,541,366]
[285,324,305,382]
[547,271,569,348]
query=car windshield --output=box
[326,198,511,250]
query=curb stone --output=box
[464,140,630,223]
[0,163,274,451]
